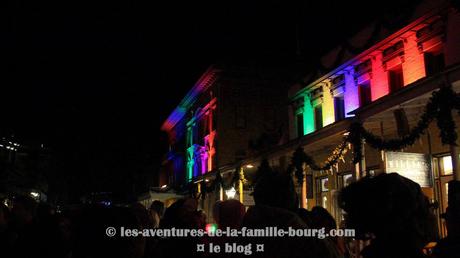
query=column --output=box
[239,167,245,203]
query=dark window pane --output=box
[296,113,304,137]
[388,65,404,93]
[314,105,323,130]
[334,97,345,121]
[424,51,445,76]
[358,82,372,106]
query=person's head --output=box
[11,195,38,226]
[160,198,200,229]
[131,203,153,230]
[310,206,336,231]
[442,180,460,237]
[296,208,313,226]
[212,200,222,224]
[73,206,145,258]
[253,171,297,211]
[36,202,55,221]
[339,173,436,251]
[150,200,165,218]
[216,200,245,229]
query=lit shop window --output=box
[441,156,453,175]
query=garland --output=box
[350,86,459,162]
[290,86,460,171]
[199,87,459,190]
[292,140,349,175]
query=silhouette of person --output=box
[339,173,437,258]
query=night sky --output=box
[1,0,421,202]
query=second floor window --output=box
[334,96,345,121]
[358,81,372,107]
[388,65,404,93]
[424,46,445,76]
[296,113,304,137]
[314,105,323,130]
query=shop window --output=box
[321,178,329,192]
[441,156,453,175]
[388,65,404,93]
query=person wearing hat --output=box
[432,180,460,258]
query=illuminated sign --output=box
[385,152,432,187]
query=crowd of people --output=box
[0,172,458,258]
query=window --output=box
[334,96,345,121]
[320,178,329,192]
[388,65,404,93]
[342,174,353,188]
[296,113,304,137]
[192,124,199,145]
[314,105,323,130]
[358,81,372,106]
[424,47,445,76]
[187,128,193,147]
[441,156,453,175]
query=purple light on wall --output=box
[343,68,359,116]
[201,152,208,175]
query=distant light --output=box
[161,184,167,189]
[343,132,350,136]
[225,187,236,199]
[205,223,218,234]
[205,179,209,182]
[245,164,254,168]
[3,200,8,207]
[30,192,39,198]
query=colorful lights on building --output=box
[292,13,443,137]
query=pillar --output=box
[239,167,245,203]
[301,168,307,209]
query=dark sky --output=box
[1,0,421,200]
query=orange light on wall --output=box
[402,34,426,85]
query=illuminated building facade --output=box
[231,0,460,236]
[160,0,460,233]
[160,66,288,196]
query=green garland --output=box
[291,86,460,171]
[291,140,348,175]
[350,86,459,162]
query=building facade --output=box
[159,65,289,214]
[160,0,460,233]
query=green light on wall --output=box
[187,160,194,182]
[303,94,315,134]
